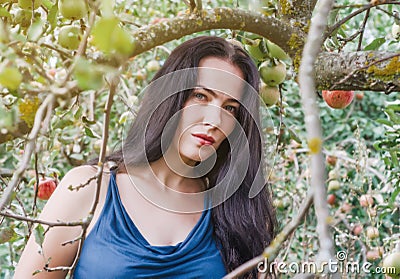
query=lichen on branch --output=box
[315,51,400,93]
[129,7,305,59]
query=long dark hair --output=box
[98,36,276,277]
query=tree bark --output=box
[315,51,400,93]
[129,7,304,58]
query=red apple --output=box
[352,224,362,236]
[360,194,374,207]
[322,90,354,109]
[355,92,364,101]
[35,177,57,200]
[326,155,337,166]
[327,194,336,205]
[366,249,381,261]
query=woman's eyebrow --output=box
[194,85,240,104]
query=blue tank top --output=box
[72,171,227,279]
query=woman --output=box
[15,36,276,278]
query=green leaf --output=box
[390,150,399,167]
[0,227,16,244]
[389,186,400,205]
[84,127,100,138]
[373,141,383,151]
[27,19,45,42]
[376,118,393,127]
[34,224,45,247]
[47,4,58,30]
[386,109,400,124]
[41,0,54,9]
[364,38,386,51]
[386,104,400,111]
[0,7,11,17]
[74,107,83,120]
[378,210,391,220]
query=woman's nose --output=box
[203,104,222,128]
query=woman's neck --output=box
[148,156,205,193]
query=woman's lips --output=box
[192,134,215,145]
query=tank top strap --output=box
[108,164,119,190]
[107,168,120,201]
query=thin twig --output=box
[40,43,73,60]
[0,211,87,227]
[357,8,370,51]
[376,6,400,21]
[333,4,365,9]
[224,192,314,278]
[32,151,39,217]
[68,172,99,191]
[324,1,399,41]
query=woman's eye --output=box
[193,92,206,100]
[225,105,237,114]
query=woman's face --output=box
[170,57,245,166]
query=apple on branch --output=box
[327,194,336,205]
[322,90,354,109]
[58,26,82,50]
[58,0,88,20]
[260,83,280,106]
[259,61,287,87]
[34,177,57,200]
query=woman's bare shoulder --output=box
[38,165,111,222]
[13,165,112,278]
